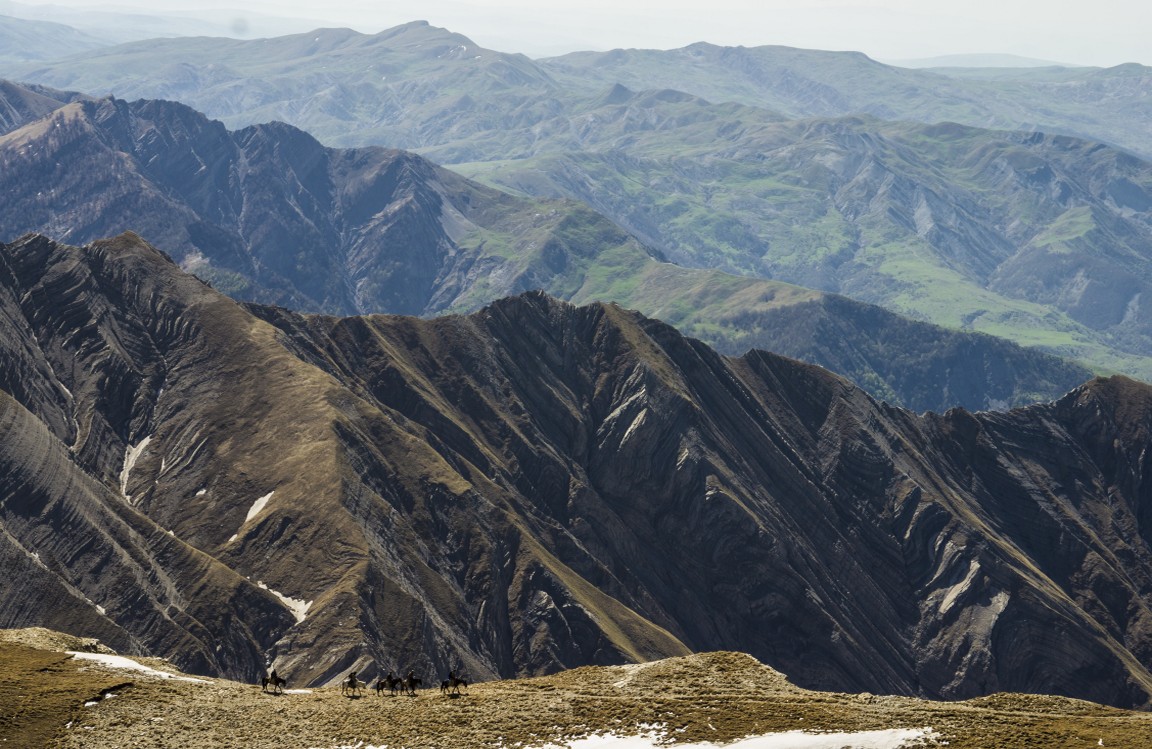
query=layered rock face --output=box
[2,233,1152,707]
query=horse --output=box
[440,672,469,695]
[261,673,287,694]
[375,673,401,697]
[401,671,422,696]
[341,672,364,697]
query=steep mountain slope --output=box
[706,292,1091,412]
[0,94,1092,412]
[3,233,1152,708]
[0,79,83,135]
[0,94,658,317]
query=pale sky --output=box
[5,0,1150,66]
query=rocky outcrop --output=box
[2,233,1152,707]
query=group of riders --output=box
[261,667,468,697]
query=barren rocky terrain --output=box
[5,234,1152,708]
[4,628,1152,749]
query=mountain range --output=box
[0,14,108,65]
[5,22,1152,383]
[3,20,1152,717]
[0,88,1093,413]
[3,232,1152,708]
[9,22,1152,157]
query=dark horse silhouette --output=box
[341,671,364,697]
[440,672,469,695]
[261,671,287,694]
[375,673,401,696]
[401,671,422,696]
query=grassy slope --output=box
[452,116,1152,381]
[6,630,1152,749]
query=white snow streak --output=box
[245,491,275,523]
[322,727,940,749]
[29,551,48,571]
[939,558,979,615]
[256,580,313,623]
[67,652,209,683]
[619,408,649,448]
[119,436,152,502]
[542,729,940,748]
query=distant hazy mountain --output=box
[7,23,1152,385]
[0,91,1093,412]
[886,53,1078,69]
[3,233,1152,707]
[0,13,109,63]
[537,44,1152,159]
[2,1,324,44]
[7,22,1150,158]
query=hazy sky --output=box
[7,0,1150,66]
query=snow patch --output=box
[245,491,275,523]
[619,408,649,448]
[1122,293,1142,326]
[322,727,940,749]
[67,652,210,683]
[529,727,940,749]
[256,581,313,623]
[939,558,980,615]
[119,436,152,503]
[29,551,48,571]
[85,691,118,707]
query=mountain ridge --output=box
[3,232,1152,707]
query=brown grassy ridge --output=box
[3,628,1151,749]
